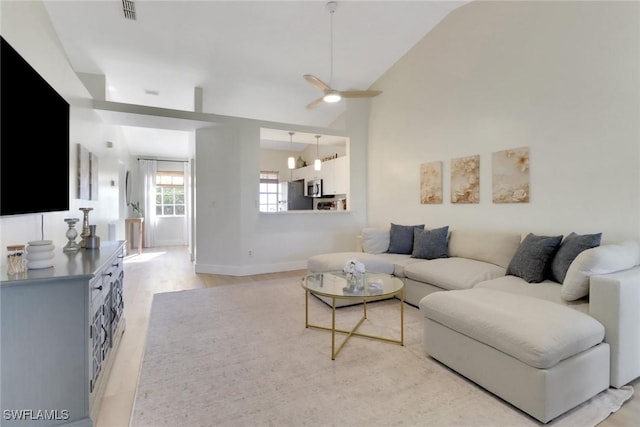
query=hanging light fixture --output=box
[314,135,322,171]
[323,2,341,104]
[287,132,296,169]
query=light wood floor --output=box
[95,246,638,427]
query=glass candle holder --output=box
[63,218,81,252]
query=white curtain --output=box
[139,159,157,248]
[183,161,192,255]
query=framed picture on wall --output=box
[77,144,90,200]
[90,152,99,200]
[492,147,529,203]
[420,161,443,204]
[451,155,479,204]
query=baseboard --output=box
[195,260,307,276]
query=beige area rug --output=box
[131,277,633,426]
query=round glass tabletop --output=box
[302,271,403,299]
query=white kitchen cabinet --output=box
[332,156,349,195]
[290,157,348,197]
[291,166,307,182]
[320,156,349,196]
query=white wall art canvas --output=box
[451,155,479,204]
[90,152,99,201]
[420,161,443,204]
[77,144,90,200]
[492,147,530,203]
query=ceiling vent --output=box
[122,0,136,20]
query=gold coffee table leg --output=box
[302,272,404,360]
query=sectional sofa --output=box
[307,224,640,423]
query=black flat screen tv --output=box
[1,36,70,216]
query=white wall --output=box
[259,148,294,182]
[0,1,130,266]
[367,0,640,243]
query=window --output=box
[259,171,279,212]
[155,171,185,216]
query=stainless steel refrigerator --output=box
[278,179,312,211]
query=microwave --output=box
[307,179,322,198]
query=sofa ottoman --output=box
[419,288,610,423]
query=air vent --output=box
[122,0,136,20]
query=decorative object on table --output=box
[420,161,443,204]
[79,207,94,248]
[128,201,143,218]
[6,245,26,275]
[492,146,530,203]
[85,225,101,249]
[451,154,480,203]
[367,280,384,295]
[343,259,365,291]
[63,217,81,252]
[26,240,55,270]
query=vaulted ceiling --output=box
[43,0,466,157]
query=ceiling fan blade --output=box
[303,74,332,92]
[339,90,383,98]
[306,97,325,109]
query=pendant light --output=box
[314,135,322,171]
[323,2,341,104]
[287,132,295,169]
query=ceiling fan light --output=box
[323,91,341,103]
[314,158,322,171]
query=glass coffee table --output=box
[301,271,404,360]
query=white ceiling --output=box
[43,0,466,158]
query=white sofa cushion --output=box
[404,257,505,291]
[419,288,605,369]
[474,275,588,314]
[562,240,640,301]
[448,229,521,269]
[361,227,390,254]
[389,256,423,278]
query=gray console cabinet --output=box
[1,241,126,427]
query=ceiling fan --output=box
[304,1,382,109]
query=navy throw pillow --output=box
[388,223,425,254]
[506,233,563,283]
[549,232,602,283]
[412,226,449,259]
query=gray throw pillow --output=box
[388,223,425,254]
[412,226,449,259]
[506,233,563,283]
[550,232,602,283]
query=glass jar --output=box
[7,244,26,275]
